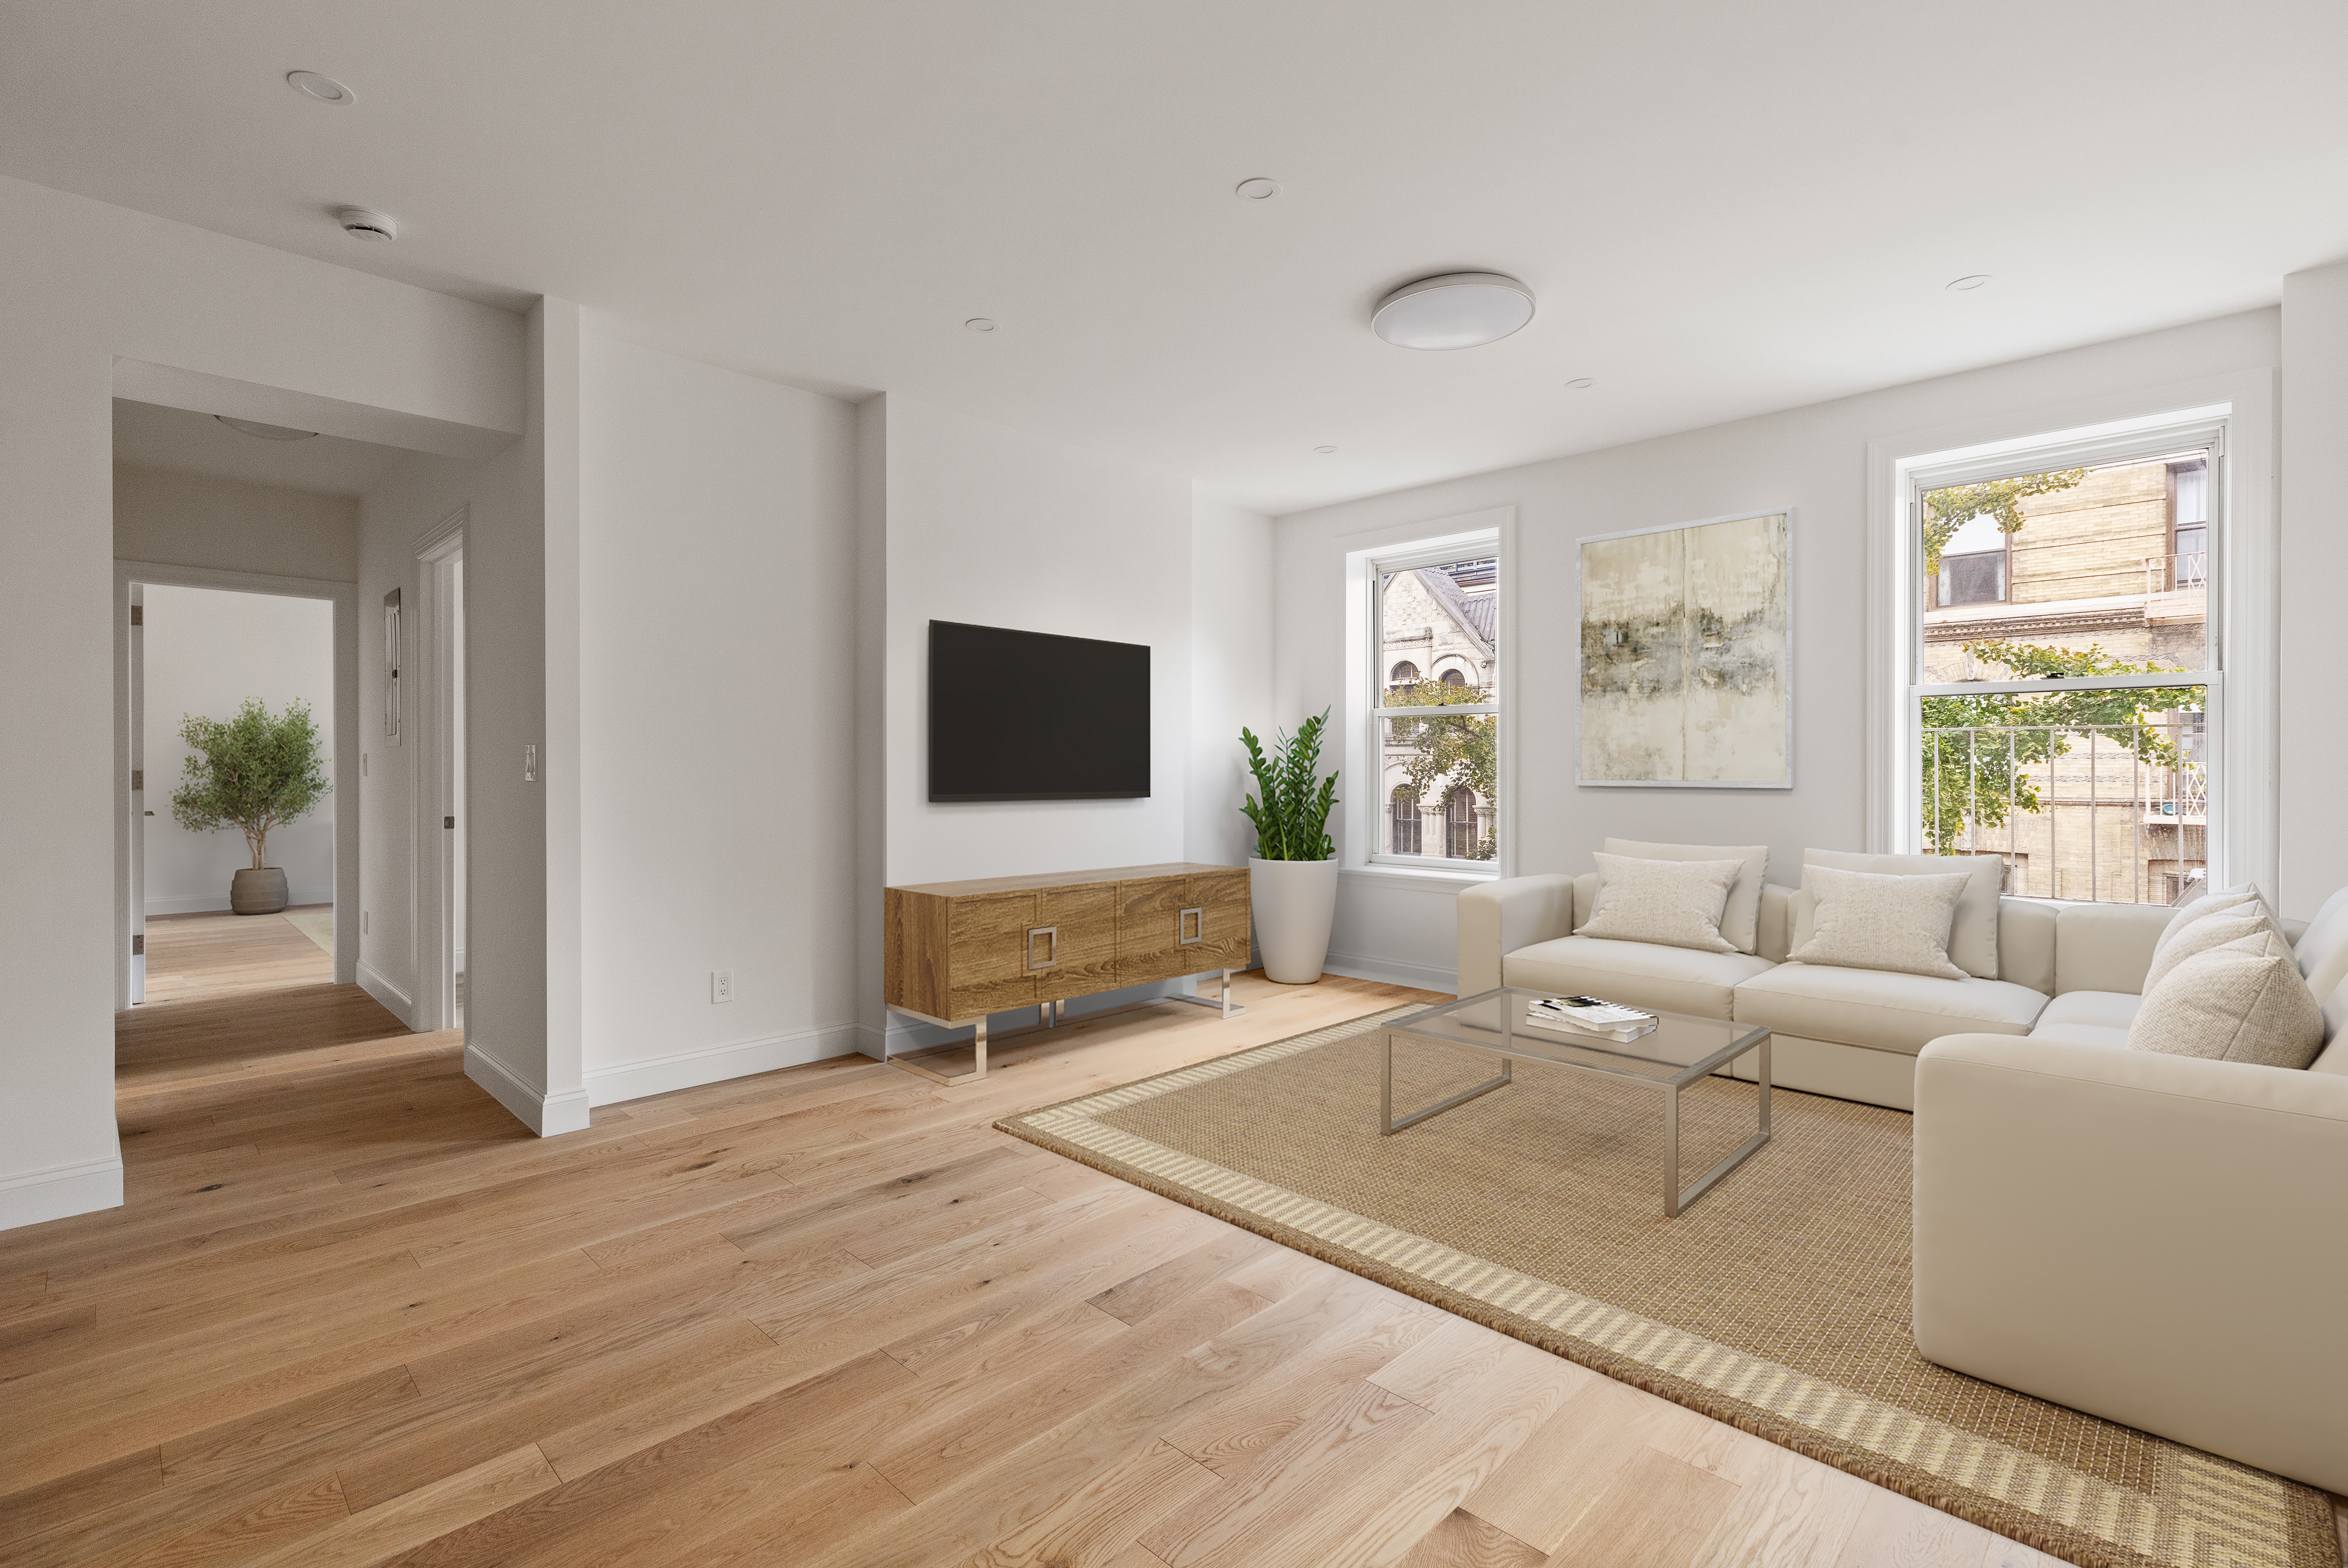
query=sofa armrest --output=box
[1913,1034,2348,1493]
[1757,884,1794,962]
[1456,874,1577,996]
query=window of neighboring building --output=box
[1389,785,1422,855]
[1370,540,1501,868]
[1908,436,2218,904]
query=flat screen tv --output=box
[929,620,1150,801]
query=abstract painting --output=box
[1578,511,1790,787]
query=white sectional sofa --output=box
[1457,863,2345,1110]
[1462,851,2348,1491]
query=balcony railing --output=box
[2145,551,2208,594]
[1924,720,2207,904]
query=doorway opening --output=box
[418,522,468,1032]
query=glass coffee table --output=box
[1380,986,1771,1217]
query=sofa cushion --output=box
[2292,884,2348,1004]
[1503,935,1773,1022]
[2051,902,2173,996]
[2029,991,2140,1049]
[1732,961,2047,1056]
[2129,932,2325,1070]
[1603,838,1769,954]
[1576,852,1742,954]
[1787,865,1970,981]
[1794,850,2005,979]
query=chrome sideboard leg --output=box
[1165,968,1245,1019]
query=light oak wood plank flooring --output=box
[0,917,2099,1564]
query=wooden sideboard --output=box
[884,861,1251,1083]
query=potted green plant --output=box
[1240,709,1340,984]
[171,698,331,916]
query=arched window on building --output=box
[1387,660,1419,698]
[1440,668,1467,687]
[1389,784,1421,855]
[1445,786,1479,859]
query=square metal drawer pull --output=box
[1178,907,1204,945]
[1027,926,1060,970]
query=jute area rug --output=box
[997,1007,2337,1568]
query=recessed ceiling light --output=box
[286,70,355,105]
[1946,274,1992,291]
[1234,177,1281,201]
[216,416,318,441]
[1372,272,1535,351]
[1566,377,1596,390]
[963,318,997,332]
[333,206,398,241]
[1313,445,1338,454]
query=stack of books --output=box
[1525,994,1656,1043]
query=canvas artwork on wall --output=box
[1578,510,1791,787]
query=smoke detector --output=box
[216,416,318,441]
[333,206,398,242]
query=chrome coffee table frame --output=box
[1379,987,1772,1217]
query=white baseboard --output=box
[585,1022,867,1107]
[146,889,334,918]
[0,1154,125,1232]
[1321,949,1458,994]
[465,1044,592,1136]
[358,961,415,1028]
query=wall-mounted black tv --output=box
[929,620,1150,802]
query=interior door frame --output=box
[413,509,467,1034]
[114,560,360,1008]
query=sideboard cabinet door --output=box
[946,892,1038,1019]
[1115,876,1186,985]
[1038,883,1119,999]
[1186,869,1253,970]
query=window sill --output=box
[1344,863,1501,895]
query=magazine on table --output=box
[1523,994,1656,1042]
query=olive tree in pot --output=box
[1241,709,1339,984]
[171,698,331,916]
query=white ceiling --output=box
[113,399,408,496]
[10,2,2346,514]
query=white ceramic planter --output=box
[1249,856,1340,984]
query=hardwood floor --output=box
[0,916,2106,1566]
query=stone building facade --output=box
[1378,560,1497,860]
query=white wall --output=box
[869,393,1196,1053]
[142,584,336,913]
[1187,494,1275,869]
[115,465,358,583]
[573,329,860,1104]
[2279,261,2348,919]
[1275,310,2285,988]
[0,172,522,1230]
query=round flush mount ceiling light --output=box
[216,416,318,441]
[333,206,398,241]
[963,317,997,332]
[1234,177,1281,201]
[286,70,355,104]
[1372,272,1535,350]
[1565,377,1596,389]
[1313,444,1338,454]
[1946,274,1992,291]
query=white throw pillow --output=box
[1603,838,1769,955]
[2141,909,2282,996]
[2129,931,2325,1070]
[1575,853,1743,954]
[1786,864,1970,981]
[1794,850,2005,979]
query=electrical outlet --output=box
[711,970,733,1004]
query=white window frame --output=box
[1865,378,2278,898]
[1344,511,1513,880]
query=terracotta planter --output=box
[231,867,289,915]
[1249,857,1339,984]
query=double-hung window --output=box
[1903,419,2223,904]
[1368,543,1501,868]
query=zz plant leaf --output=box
[1239,708,1338,861]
